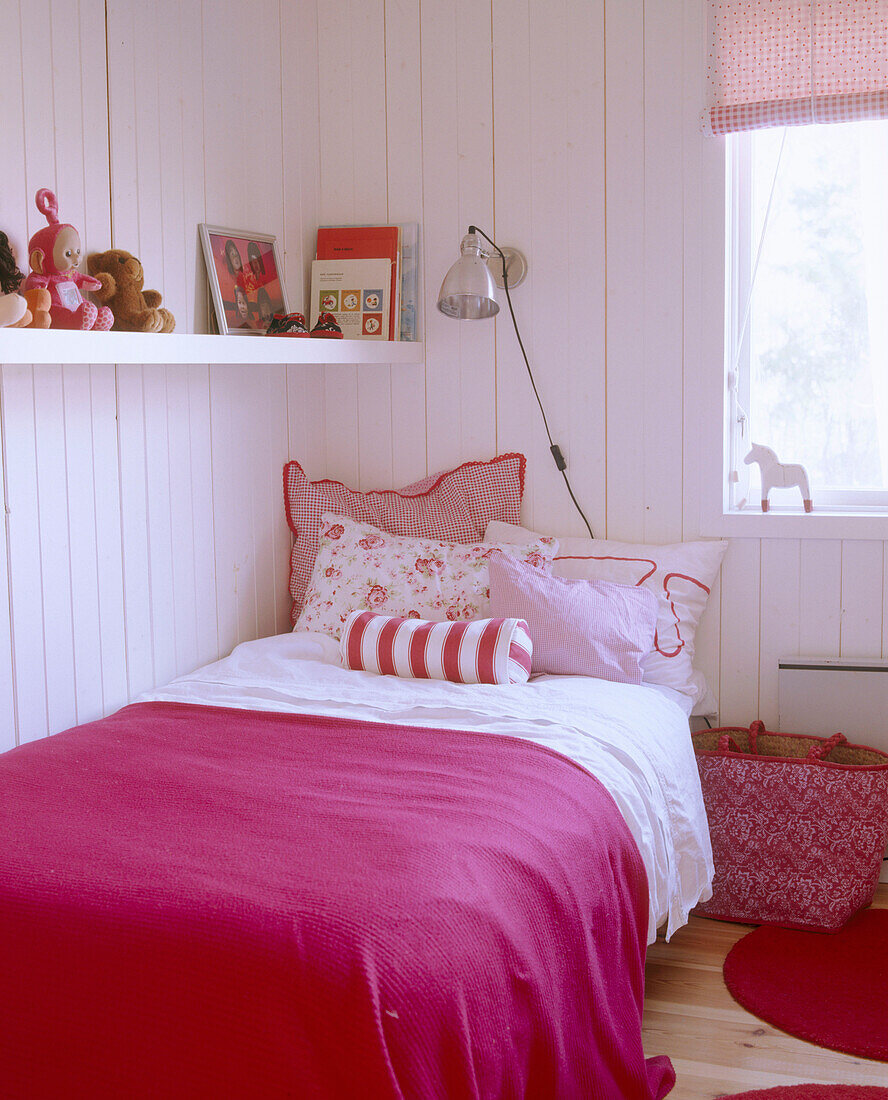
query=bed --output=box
[0,630,712,1099]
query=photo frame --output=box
[199,224,288,335]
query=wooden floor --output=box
[642,884,888,1099]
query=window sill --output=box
[702,506,888,540]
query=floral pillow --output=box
[294,513,557,640]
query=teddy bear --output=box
[25,189,113,331]
[87,249,175,333]
[1,229,51,328]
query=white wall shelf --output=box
[0,329,424,366]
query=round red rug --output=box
[718,1089,888,1099]
[723,909,888,1062]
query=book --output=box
[398,223,420,342]
[309,258,391,340]
[316,225,400,340]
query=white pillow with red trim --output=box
[485,521,727,711]
[295,513,557,640]
[341,610,533,685]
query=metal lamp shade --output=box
[436,234,500,319]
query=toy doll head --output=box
[0,231,24,295]
[27,189,83,278]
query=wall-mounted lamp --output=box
[436,226,593,538]
[436,229,527,319]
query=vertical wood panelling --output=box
[115,365,156,698]
[758,539,801,727]
[421,1,495,477]
[62,367,107,725]
[491,0,538,523]
[282,0,328,480]
[694,570,721,712]
[316,0,361,488]
[681,0,727,704]
[524,0,574,536]
[604,0,646,542]
[2,367,49,742]
[384,0,427,486]
[88,366,129,716]
[2,0,318,738]
[166,369,203,675]
[210,365,291,655]
[141,367,178,690]
[32,367,78,733]
[498,0,606,539]
[0,353,15,744]
[840,540,883,657]
[52,0,109,251]
[640,0,685,544]
[0,0,28,262]
[562,0,607,539]
[351,0,395,492]
[882,543,888,660]
[718,539,761,725]
[448,0,497,472]
[0,422,14,745]
[185,365,220,669]
[20,0,59,240]
[799,540,843,656]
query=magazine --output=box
[309,258,391,340]
[316,226,400,340]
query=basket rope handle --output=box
[748,720,766,754]
[717,733,743,753]
[807,731,847,761]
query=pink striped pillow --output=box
[341,610,533,685]
[487,552,658,684]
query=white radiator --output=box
[778,656,888,883]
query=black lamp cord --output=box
[470,226,595,539]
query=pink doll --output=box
[25,189,113,331]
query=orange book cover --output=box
[316,226,400,340]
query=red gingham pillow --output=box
[283,454,526,620]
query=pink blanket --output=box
[0,702,673,1098]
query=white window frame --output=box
[693,126,888,540]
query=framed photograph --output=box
[199,224,288,335]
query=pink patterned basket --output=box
[692,721,888,933]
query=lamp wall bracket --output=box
[486,246,528,290]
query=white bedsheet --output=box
[142,632,713,942]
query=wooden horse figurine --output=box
[745,443,813,513]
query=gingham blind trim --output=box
[705,88,888,135]
[706,1,888,136]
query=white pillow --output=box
[295,513,557,640]
[485,521,726,710]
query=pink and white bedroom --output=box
[1,1,887,1097]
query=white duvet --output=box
[142,632,713,942]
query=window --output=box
[726,121,888,513]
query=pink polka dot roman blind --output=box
[707,1,888,134]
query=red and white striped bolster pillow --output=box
[340,610,533,685]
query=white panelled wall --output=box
[0,0,325,745]
[2,0,885,742]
